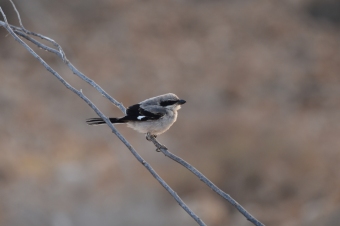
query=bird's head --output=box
[159,93,186,111]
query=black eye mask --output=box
[160,100,178,107]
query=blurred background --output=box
[1,0,340,225]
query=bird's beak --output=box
[178,99,186,105]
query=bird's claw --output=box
[146,132,157,141]
[146,133,166,152]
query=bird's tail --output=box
[86,117,127,125]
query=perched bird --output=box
[86,93,186,137]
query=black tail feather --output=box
[86,117,125,125]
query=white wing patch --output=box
[137,116,145,120]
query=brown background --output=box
[1,0,340,225]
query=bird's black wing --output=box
[126,104,141,118]
[123,104,164,121]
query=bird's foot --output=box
[146,132,157,141]
[146,133,166,152]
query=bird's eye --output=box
[160,100,178,106]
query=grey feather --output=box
[139,93,179,106]
[140,105,168,115]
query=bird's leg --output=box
[146,132,156,141]
[146,133,167,152]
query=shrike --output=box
[86,93,186,137]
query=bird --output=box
[86,93,186,138]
